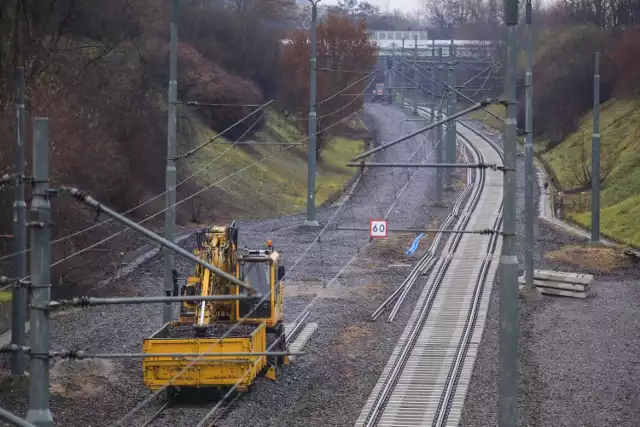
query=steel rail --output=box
[369,101,465,321]
[386,143,475,322]
[431,123,505,426]
[192,104,451,427]
[114,107,370,427]
[129,314,309,427]
[371,141,474,322]
[359,128,488,427]
[356,106,504,427]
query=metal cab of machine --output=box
[142,222,287,393]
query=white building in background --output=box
[367,30,494,57]
[367,30,430,47]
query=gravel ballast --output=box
[0,104,467,427]
[459,121,640,427]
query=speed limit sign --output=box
[370,219,388,238]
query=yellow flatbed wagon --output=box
[142,321,267,392]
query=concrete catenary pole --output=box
[11,67,27,375]
[448,44,457,182]
[25,118,54,427]
[391,43,396,104]
[450,62,458,181]
[523,0,539,296]
[591,52,601,243]
[444,63,455,190]
[413,35,419,115]
[400,38,405,110]
[386,54,393,105]
[305,0,321,227]
[435,47,444,206]
[500,0,520,424]
[164,0,178,324]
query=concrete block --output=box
[518,277,588,292]
[519,284,587,299]
[532,269,594,285]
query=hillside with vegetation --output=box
[0,0,376,296]
[467,2,640,249]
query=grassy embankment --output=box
[184,109,365,220]
[541,99,640,247]
[467,104,505,132]
[468,99,640,248]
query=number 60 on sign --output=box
[369,219,388,239]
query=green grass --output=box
[540,99,640,247]
[181,108,365,220]
[0,291,12,302]
[465,96,640,247]
[466,104,505,132]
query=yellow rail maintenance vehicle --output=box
[142,221,287,395]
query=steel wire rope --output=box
[0,70,386,267]
[51,109,362,272]
[1,98,367,289]
[0,111,268,291]
[466,69,495,99]
[315,75,377,120]
[400,58,504,123]
[359,130,487,427]
[383,132,445,220]
[0,70,383,266]
[0,108,272,265]
[316,69,379,107]
[112,107,366,427]
[171,100,274,160]
[458,62,503,89]
[194,108,449,427]
[288,69,379,123]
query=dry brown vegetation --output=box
[0,0,375,297]
[523,4,640,149]
[279,11,378,155]
[545,244,636,273]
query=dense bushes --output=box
[526,0,640,146]
[527,25,614,147]
[0,0,291,294]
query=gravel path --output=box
[459,121,640,427]
[0,104,467,427]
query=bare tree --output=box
[568,132,614,191]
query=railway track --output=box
[371,140,473,322]
[355,108,504,427]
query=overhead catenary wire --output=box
[112,107,367,427]
[400,58,505,123]
[0,110,269,293]
[0,109,269,266]
[316,69,378,107]
[32,71,375,268]
[315,75,377,120]
[352,100,493,162]
[39,107,359,277]
[118,94,432,424]
[195,107,449,427]
[182,101,263,107]
[171,100,274,160]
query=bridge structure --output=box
[368,31,494,57]
[368,32,501,106]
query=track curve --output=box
[355,106,504,427]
